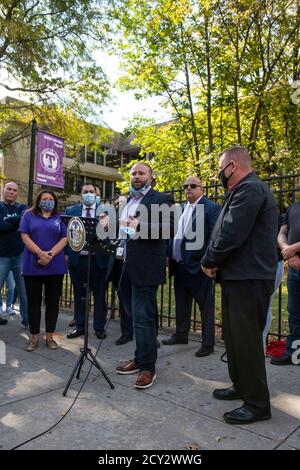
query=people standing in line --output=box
[201,146,278,425]
[271,202,300,365]
[65,183,110,340]
[0,182,28,327]
[162,176,221,357]
[19,190,67,351]
[112,162,174,389]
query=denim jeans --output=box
[132,285,158,372]
[0,256,28,324]
[263,260,285,344]
[286,267,300,356]
[0,270,15,308]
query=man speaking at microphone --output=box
[108,162,174,389]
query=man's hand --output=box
[127,216,139,231]
[281,245,297,259]
[99,213,109,231]
[288,255,300,270]
[201,265,218,278]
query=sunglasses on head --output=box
[183,184,201,189]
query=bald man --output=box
[201,146,278,425]
[162,176,221,356]
[115,162,174,389]
[0,182,28,327]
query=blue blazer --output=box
[169,196,221,276]
[65,203,110,270]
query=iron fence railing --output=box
[2,174,298,341]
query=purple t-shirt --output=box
[19,211,67,276]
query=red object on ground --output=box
[266,339,286,358]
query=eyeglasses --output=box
[183,184,202,190]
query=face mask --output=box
[119,225,136,238]
[82,192,96,206]
[129,182,150,198]
[39,200,55,212]
[95,196,101,205]
[219,162,234,189]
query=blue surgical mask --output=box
[82,192,96,206]
[39,200,55,212]
[129,183,149,198]
[95,196,101,205]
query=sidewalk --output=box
[0,311,299,450]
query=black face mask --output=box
[219,161,234,189]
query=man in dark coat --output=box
[201,146,278,425]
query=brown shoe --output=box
[68,319,76,327]
[135,371,156,389]
[26,341,38,352]
[46,339,58,350]
[116,360,139,375]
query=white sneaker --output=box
[5,306,16,316]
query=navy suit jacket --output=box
[65,203,110,270]
[121,188,175,287]
[169,196,221,276]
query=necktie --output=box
[86,207,92,218]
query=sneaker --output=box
[5,306,16,316]
[270,354,293,365]
[135,371,156,389]
[116,360,140,375]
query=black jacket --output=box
[169,196,221,276]
[125,188,174,286]
[201,172,278,280]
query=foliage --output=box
[110,0,300,190]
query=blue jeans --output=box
[286,268,300,356]
[263,260,284,344]
[0,256,28,324]
[0,270,15,308]
[132,286,158,372]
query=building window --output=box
[96,150,104,166]
[86,148,95,164]
[104,180,114,199]
[105,149,121,168]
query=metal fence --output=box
[58,173,299,340]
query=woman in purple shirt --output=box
[20,190,67,351]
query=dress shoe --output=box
[135,371,156,389]
[115,335,133,345]
[224,405,271,425]
[161,336,188,345]
[195,346,214,357]
[213,385,242,401]
[66,329,84,339]
[270,354,293,365]
[0,318,8,325]
[95,331,106,339]
[46,338,58,350]
[116,360,139,374]
[68,319,76,327]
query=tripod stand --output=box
[61,216,115,396]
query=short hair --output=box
[220,145,252,168]
[80,183,96,194]
[130,161,153,175]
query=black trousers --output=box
[24,275,64,335]
[173,262,215,346]
[69,257,108,333]
[221,279,274,414]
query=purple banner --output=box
[35,129,64,188]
